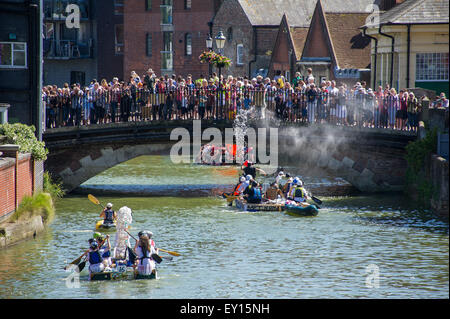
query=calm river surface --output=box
[0,155,448,299]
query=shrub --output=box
[0,123,48,161]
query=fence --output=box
[43,87,422,131]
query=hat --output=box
[243,160,249,167]
[90,241,98,250]
[246,174,253,181]
[278,171,285,176]
[93,232,103,240]
[106,203,113,208]
[239,176,246,182]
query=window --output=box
[145,0,152,10]
[161,31,173,70]
[115,24,124,55]
[416,53,449,81]
[185,33,192,56]
[146,33,152,56]
[0,42,27,68]
[114,0,124,15]
[227,27,233,42]
[161,0,173,25]
[236,44,244,65]
[185,0,191,9]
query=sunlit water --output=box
[0,156,448,299]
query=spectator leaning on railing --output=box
[42,69,428,132]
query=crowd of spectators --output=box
[42,67,448,131]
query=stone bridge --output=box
[43,120,417,193]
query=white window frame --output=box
[0,42,27,69]
[236,44,244,66]
[415,52,449,82]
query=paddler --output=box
[100,203,116,225]
[134,231,158,276]
[243,180,262,204]
[222,176,247,206]
[264,182,285,201]
[94,232,114,267]
[241,161,266,180]
[289,179,309,203]
[83,236,112,275]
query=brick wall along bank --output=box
[0,150,43,222]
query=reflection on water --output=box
[0,156,448,299]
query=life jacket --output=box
[89,250,103,265]
[99,244,110,258]
[104,209,114,223]
[294,186,306,199]
[248,186,262,203]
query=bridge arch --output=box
[43,122,417,193]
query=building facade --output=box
[0,0,43,138]
[43,0,122,86]
[363,0,449,96]
[123,0,222,80]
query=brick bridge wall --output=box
[43,122,416,193]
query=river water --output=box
[0,155,448,299]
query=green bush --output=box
[0,123,48,161]
[43,171,65,200]
[10,192,55,225]
[404,127,438,206]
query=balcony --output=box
[43,39,92,59]
[44,0,90,21]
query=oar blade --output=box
[88,194,100,205]
[311,196,322,205]
[77,260,86,272]
[151,253,163,264]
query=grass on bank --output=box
[8,172,65,225]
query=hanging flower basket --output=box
[199,51,232,68]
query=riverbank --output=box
[0,192,54,249]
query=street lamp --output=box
[206,35,213,50]
[215,30,226,119]
[214,30,226,82]
[206,35,213,77]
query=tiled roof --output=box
[377,0,449,25]
[238,0,377,27]
[290,27,309,59]
[325,13,372,69]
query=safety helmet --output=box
[246,174,252,181]
[106,203,113,208]
[293,178,299,184]
[90,241,98,250]
[239,176,246,182]
[297,180,303,186]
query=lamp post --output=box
[206,35,213,78]
[215,30,226,82]
[215,30,226,119]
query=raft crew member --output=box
[83,238,111,275]
[94,233,113,267]
[241,161,266,180]
[243,180,262,204]
[275,171,285,185]
[264,182,285,201]
[100,203,116,225]
[134,231,157,275]
[289,179,309,203]
[283,177,294,198]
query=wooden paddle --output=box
[158,248,181,257]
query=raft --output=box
[284,204,319,216]
[95,220,116,231]
[234,199,285,212]
[89,265,157,281]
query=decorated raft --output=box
[89,264,157,281]
[95,220,116,230]
[234,199,285,212]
